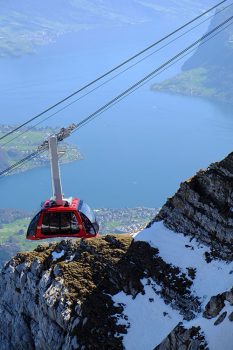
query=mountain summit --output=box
[0,152,232,349]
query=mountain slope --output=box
[0,0,147,57]
[0,0,214,57]
[152,6,233,104]
[152,151,233,261]
[134,223,232,349]
[0,151,233,349]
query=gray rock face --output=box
[0,255,73,350]
[155,288,233,349]
[0,236,200,349]
[229,312,233,322]
[0,238,132,350]
[203,289,233,320]
[214,312,227,326]
[153,152,233,260]
[1,152,233,349]
[154,325,207,350]
[203,294,225,319]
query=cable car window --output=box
[42,212,60,235]
[49,213,60,233]
[60,212,71,234]
[42,213,50,234]
[41,212,81,235]
[27,212,41,237]
[80,212,96,235]
[78,201,96,223]
[71,213,80,234]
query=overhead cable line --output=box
[0,12,233,178]
[0,149,44,177]
[70,14,233,131]
[0,0,227,142]
[74,19,233,132]
[2,1,233,149]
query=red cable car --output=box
[26,136,99,240]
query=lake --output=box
[1,16,233,211]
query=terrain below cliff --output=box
[0,151,233,349]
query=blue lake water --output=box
[1,19,233,211]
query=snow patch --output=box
[113,278,183,349]
[184,302,233,350]
[52,250,65,261]
[134,222,233,305]
[65,254,75,262]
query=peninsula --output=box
[0,124,83,175]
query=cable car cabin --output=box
[27,198,99,240]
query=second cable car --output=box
[27,136,99,240]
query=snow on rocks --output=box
[134,221,233,305]
[113,278,183,349]
[132,221,233,349]
[183,301,233,350]
[51,250,65,261]
[0,219,231,350]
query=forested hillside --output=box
[0,0,213,57]
[152,6,233,104]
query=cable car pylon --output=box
[26,135,99,240]
[49,136,64,206]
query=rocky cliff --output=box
[153,151,233,261]
[0,236,202,349]
[0,152,233,349]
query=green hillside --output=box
[0,0,146,57]
[152,8,233,104]
[0,125,82,174]
[0,1,216,57]
[0,207,156,267]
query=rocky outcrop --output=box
[144,151,233,349]
[0,237,130,350]
[203,289,233,319]
[0,236,201,349]
[154,288,233,349]
[155,288,233,350]
[154,325,207,350]
[152,152,233,260]
[1,152,233,349]
[203,294,226,319]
